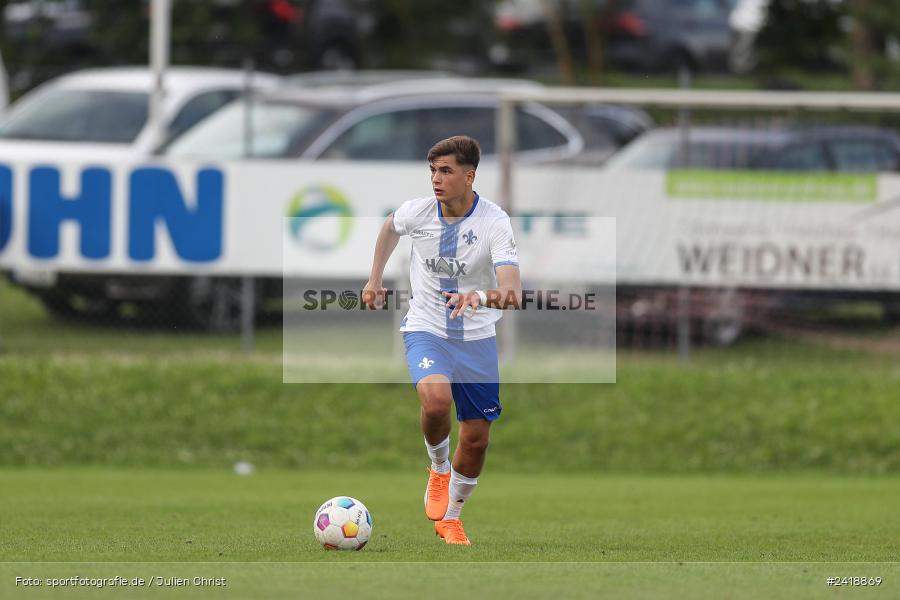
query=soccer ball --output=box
[313,496,372,551]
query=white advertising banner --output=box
[0,157,898,290]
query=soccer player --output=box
[363,136,521,546]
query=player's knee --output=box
[421,401,451,422]
[419,385,452,419]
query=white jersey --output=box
[392,193,519,341]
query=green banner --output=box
[666,170,877,202]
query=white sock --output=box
[425,436,450,474]
[442,467,477,521]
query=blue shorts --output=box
[403,331,501,422]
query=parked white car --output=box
[0,66,282,160]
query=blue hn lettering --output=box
[28,167,111,259]
[0,166,11,252]
[128,167,223,262]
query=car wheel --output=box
[180,276,256,332]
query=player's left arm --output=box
[489,264,522,309]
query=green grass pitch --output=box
[3,280,900,598]
[2,469,899,599]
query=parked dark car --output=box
[605,126,900,172]
[492,0,735,73]
[185,0,365,71]
[3,0,93,54]
[4,0,365,80]
[2,0,97,89]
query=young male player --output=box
[363,136,521,546]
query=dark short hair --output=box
[427,136,481,170]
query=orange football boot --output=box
[434,519,471,546]
[424,468,450,521]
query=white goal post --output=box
[496,87,900,214]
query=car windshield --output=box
[0,87,149,143]
[165,100,336,159]
[606,133,770,169]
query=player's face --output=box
[429,155,474,203]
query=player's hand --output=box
[362,279,388,309]
[443,291,482,319]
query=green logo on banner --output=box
[286,185,353,251]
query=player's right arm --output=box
[362,214,401,309]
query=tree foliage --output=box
[755,0,846,75]
[845,0,900,89]
[365,0,494,69]
[756,0,900,89]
